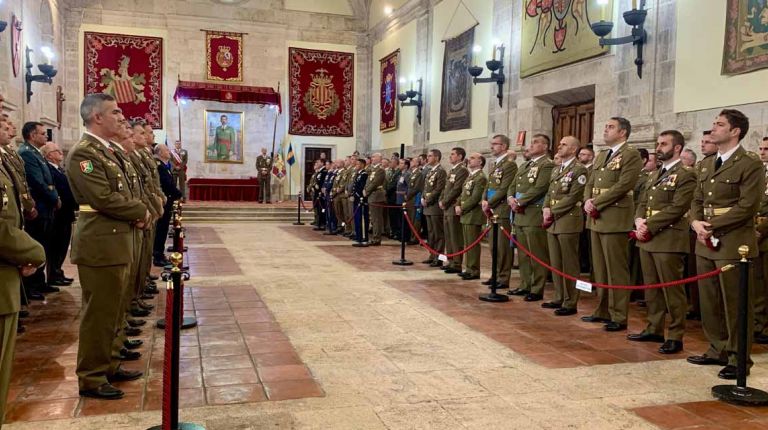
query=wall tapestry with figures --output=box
[440,27,474,132]
[379,49,399,132]
[520,0,610,78]
[722,0,768,75]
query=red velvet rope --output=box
[403,209,490,257]
[369,202,404,209]
[498,226,728,290]
[299,196,313,211]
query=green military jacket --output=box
[634,169,653,206]
[129,150,161,218]
[364,163,386,203]
[422,164,447,216]
[0,147,35,213]
[440,163,469,209]
[584,143,643,233]
[756,165,768,252]
[483,153,517,218]
[544,159,589,234]
[0,162,46,315]
[66,133,148,267]
[138,147,165,208]
[331,167,345,198]
[692,145,763,259]
[460,169,488,225]
[256,154,271,177]
[635,160,696,253]
[406,167,424,204]
[509,155,555,227]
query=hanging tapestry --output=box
[521,0,609,78]
[440,27,474,132]
[288,47,354,137]
[84,32,164,128]
[205,30,244,82]
[722,0,768,75]
[379,49,399,132]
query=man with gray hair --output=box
[681,148,697,168]
[41,142,77,287]
[152,144,182,264]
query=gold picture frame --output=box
[204,109,244,164]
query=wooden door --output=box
[303,147,333,194]
[552,101,595,150]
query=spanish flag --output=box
[286,142,296,166]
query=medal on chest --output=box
[607,154,623,170]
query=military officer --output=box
[628,130,696,354]
[395,158,411,243]
[629,149,657,290]
[256,147,272,203]
[333,158,350,235]
[508,134,555,301]
[440,148,469,274]
[344,156,358,237]
[364,153,386,245]
[352,158,370,246]
[582,117,643,331]
[67,94,149,400]
[689,109,763,380]
[322,161,337,234]
[542,136,589,315]
[406,156,424,245]
[482,135,518,288]
[172,140,188,200]
[421,149,447,266]
[0,118,46,421]
[312,160,328,230]
[457,153,487,280]
[754,137,768,344]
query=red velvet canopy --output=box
[173,80,281,111]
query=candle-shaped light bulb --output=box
[472,45,482,67]
[632,0,637,10]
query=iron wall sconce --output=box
[25,47,58,103]
[468,45,506,107]
[397,78,423,125]
[591,0,648,78]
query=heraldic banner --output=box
[288,47,354,137]
[440,27,474,132]
[84,32,164,128]
[722,0,768,75]
[379,50,399,132]
[206,30,243,82]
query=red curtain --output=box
[188,178,260,201]
[173,80,280,110]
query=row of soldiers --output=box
[305,109,766,382]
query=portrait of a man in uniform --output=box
[205,110,244,163]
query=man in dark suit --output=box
[42,143,77,286]
[18,122,60,296]
[152,144,182,265]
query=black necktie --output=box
[660,167,667,176]
[715,157,723,171]
[604,149,613,167]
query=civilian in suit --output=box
[42,143,77,285]
[153,144,183,265]
[18,122,60,295]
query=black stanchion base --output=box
[392,259,413,266]
[712,385,768,406]
[148,423,206,430]
[167,246,189,252]
[292,222,306,225]
[157,317,198,330]
[479,292,510,303]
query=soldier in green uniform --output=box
[421,149,447,267]
[256,148,272,203]
[457,153,487,280]
[440,148,469,274]
[582,117,643,332]
[344,156,357,237]
[629,149,657,293]
[689,109,763,380]
[754,137,768,344]
[364,153,386,245]
[406,156,424,245]
[628,130,696,354]
[542,136,588,315]
[0,118,45,421]
[67,94,149,400]
[508,134,555,301]
[213,114,236,161]
[482,135,518,288]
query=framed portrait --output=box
[204,110,244,163]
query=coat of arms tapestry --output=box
[379,50,399,132]
[206,30,243,82]
[440,28,474,132]
[288,47,354,137]
[722,0,768,75]
[84,32,164,128]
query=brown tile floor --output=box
[632,400,768,429]
[279,225,348,242]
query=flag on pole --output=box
[286,142,296,166]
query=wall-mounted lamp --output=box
[468,43,506,107]
[25,46,58,103]
[396,77,423,125]
[591,0,648,78]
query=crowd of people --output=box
[306,109,768,382]
[0,92,186,417]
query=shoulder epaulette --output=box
[746,151,760,160]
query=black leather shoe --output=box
[139,293,154,300]
[124,327,142,336]
[49,279,72,286]
[124,339,143,350]
[130,308,150,317]
[62,276,75,283]
[136,300,154,310]
[508,288,527,296]
[581,315,610,323]
[686,355,727,366]
[717,365,747,380]
[481,279,494,286]
[626,333,665,343]
[604,322,627,332]
[108,368,143,383]
[352,242,369,247]
[524,293,543,302]
[541,301,562,309]
[422,259,434,264]
[496,283,509,289]
[28,291,45,301]
[148,274,159,281]
[39,285,60,293]
[79,383,124,400]
[127,319,146,327]
[145,284,159,293]
[119,348,141,361]
[444,268,461,274]
[16,324,25,334]
[554,308,577,316]
[153,259,170,267]
[755,333,768,344]
[461,273,480,280]
[659,340,683,354]
[18,310,29,318]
